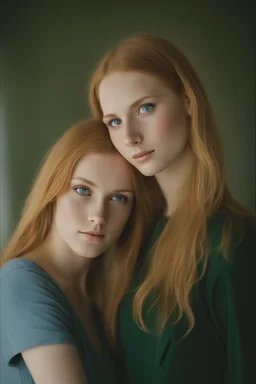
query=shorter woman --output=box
[0,119,162,384]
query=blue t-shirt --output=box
[0,258,118,384]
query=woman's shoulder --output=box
[0,258,72,330]
[0,257,63,297]
[202,213,256,278]
[207,211,255,253]
[1,257,39,280]
[204,212,256,285]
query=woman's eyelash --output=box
[138,102,156,114]
[106,103,156,126]
[111,194,128,203]
[73,187,130,204]
[108,118,121,127]
[73,186,90,195]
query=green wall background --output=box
[1,0,255,247]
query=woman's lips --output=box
[132,150,154,160]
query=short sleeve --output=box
[0,264,76,366]
[210,222,256,383]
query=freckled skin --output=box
[99,71,191,177]
[53,153,134,259]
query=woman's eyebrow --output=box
[72,177,134,194]
[103,94,157,119]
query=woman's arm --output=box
[22,344,87,384]
[0,263,89,381]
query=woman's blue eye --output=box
[139,103,155,114]
[109,118,121,128]
[74,187,90,195]
[111,194,127,203]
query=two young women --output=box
[1,34,255,384]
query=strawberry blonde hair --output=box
[1,119,164,321]
[89,34,252,340]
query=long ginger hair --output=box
[89,34,252,340]
[1,119,164,331]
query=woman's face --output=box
[99,71,191,177]
[54,153,134,259]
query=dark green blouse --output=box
[118,214,256,384]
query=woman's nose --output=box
[123,121,143,147]
[88,214,106,225]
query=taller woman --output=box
[89,34,256,383]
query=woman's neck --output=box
[156,146,193,217]
[22,232,92,298]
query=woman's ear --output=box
[184,93,192,116]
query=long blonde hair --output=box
[1,119,164,337]
[89,34,252,339]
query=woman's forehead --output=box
[99,71,169,115]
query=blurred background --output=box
[1,0,255,248]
